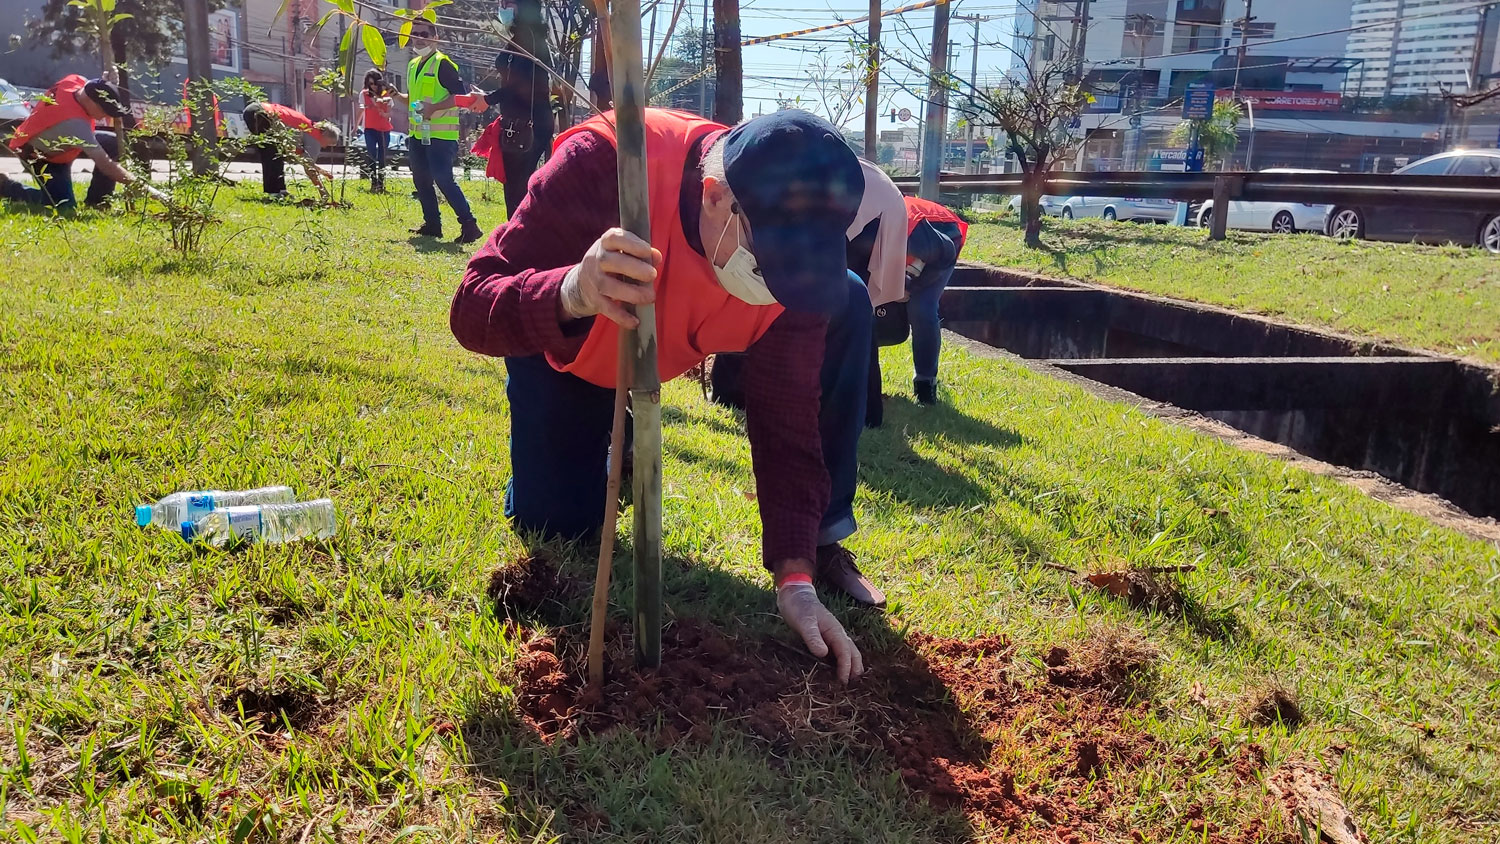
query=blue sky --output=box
[644,0,1026,130]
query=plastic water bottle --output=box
[180,499,337,547]
[136,486,296,530]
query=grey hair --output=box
[702,133,729,187]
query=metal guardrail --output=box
[889,171,1500,213]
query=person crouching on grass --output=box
[0,75,168,210]
[450,109,887,684]
[241,100,339,204]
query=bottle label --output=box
[222,506,264,541]
[186,494,216,521]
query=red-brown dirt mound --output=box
[511,617,1164,841]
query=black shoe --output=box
[410,223,442,237]
[914,379,938,405]
[455,220,484,244]
[814,544,886,608]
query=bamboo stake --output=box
[584,0,662,679]
[611,0,664,671]
[586,350,630,687]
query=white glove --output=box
[777,581,865,684]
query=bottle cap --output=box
[179,520,198,541]
[136,505,152,527]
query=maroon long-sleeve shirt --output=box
[451,128,830,569]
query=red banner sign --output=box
[1216,90,1343,111]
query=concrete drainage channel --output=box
[942,265,1500,522]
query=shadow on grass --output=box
[408,235,469,254]
[860,396,1022,510]
[456,541,986,842]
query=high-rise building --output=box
[1347,0,1492,96]
[1027,1,1356,101]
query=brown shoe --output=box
[815,544,886,608]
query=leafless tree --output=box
[884,13,1091,247]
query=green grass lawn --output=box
[963,215,1500,364]
[2,181,1498,843]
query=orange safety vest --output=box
[6,74,93,164]
[904,196,969,246]
[551,109,786,389]
[260,102,313,132]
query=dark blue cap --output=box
[722,110,862,316]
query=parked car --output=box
[1325,150,1500,253]
[0,78,33,137]
[1196,168,1333,234]
[1060,195,1177,222]
[350,130,409,176]
[1006,194,1067,217]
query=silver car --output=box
[1196,168,1332,234]
[1060,195,1177,222]
[1007,194,1067,217]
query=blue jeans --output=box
[407,137,475,229]
[363,128,388,180]
[505,271,872,549]
[2,132,119,209]
[908,272,948,383]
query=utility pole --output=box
[1072,0,1091,85]
[863,0,880,161]
[713,0,742,123]
[1461,3,1497,144]
[1123,13,1152,171]
[964,15,981,173]
[182,0,216,172]
[919,0,950,200]
[699,0,710,116]
[1233,0,1255,98]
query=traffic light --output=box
[891,108,897,124]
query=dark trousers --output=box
[408,137,475,230]
[3,132,120,209]
[499,140,547,218]
[363,128,389,188]
[508,271,872,547]
[244,107,287,195]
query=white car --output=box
[0,78,32,131]
[1196,168,1333,234]
[1060,195,1177,222]
[1007,194,1067,217]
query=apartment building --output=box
[1347,0,1494,96]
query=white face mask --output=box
[497,7,517,26]
[711,208,776,306]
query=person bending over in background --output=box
[241,100,339,203]
[872,196,968,411]
[0,75,166,210]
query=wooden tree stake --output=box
[585,0,661,682]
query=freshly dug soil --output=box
[486,555,582,624]
[511,617,1162,840]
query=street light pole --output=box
[864,0,881,161]
[1233,0,1255,98]
[919,0,950,200]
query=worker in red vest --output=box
[0,75,165,210]
[240,101,340,202]
[868,197,969,416]
[451,109,875,683]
